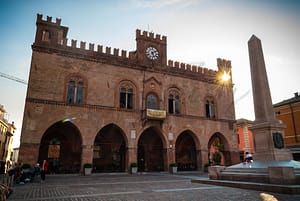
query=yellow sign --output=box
[48,145,60,158]
[146,109,166,119]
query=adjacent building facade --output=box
[0,105,16,173]
[274,92,300,160]
[236,118,255,161]
[19,14,239,173]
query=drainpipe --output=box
[141,70,146,121]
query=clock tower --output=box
[136,29,167,67]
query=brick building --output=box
[274,92,300,160]
[236,118,255,161]
[19,14,239,173]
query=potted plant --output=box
[83,163,92,175]
[212,152,221,165]
[130,162,137,174]
[169,163,177,174]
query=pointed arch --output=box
[146,92,159,109]
[93,123,127,172]
[208,132,231,166]
[38,121,82,173]
[137,126,166,171]
[117,80,137,110]
[205,95,217,119]
[175,130,199,171]
[64,73,88,104]
[168,87,181,115]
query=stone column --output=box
[81,145,94,171]
[248,35,292,161]
[196,149,203,171]
[127,146,137,171]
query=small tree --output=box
[83,163,92,168]
[214,137,224,151]
[130,162,138,174]
[83,163,92,175]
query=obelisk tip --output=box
[249,34,260,43]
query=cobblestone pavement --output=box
[7,172,300,201]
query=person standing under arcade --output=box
[41,160,49,181]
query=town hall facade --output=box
[19,14,239,173]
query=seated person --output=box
[244,152,253,163]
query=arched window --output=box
[206,98,215,119]
[120,87,133,109]
[42,30,50,41]
[66,77,84,104]
[67,81,75,103]
[168,90,180,114]
[147,93,158,109]
[119,81,135,109]
[76,81,83,104]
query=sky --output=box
[0,0,299,148]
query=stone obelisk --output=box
[205,35,300,187]
[248,35,292,161]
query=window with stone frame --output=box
[119,82,134,110]
[168,89,180,114]
[42,30,50,41]
[147,93,158,109]
[66,76,84,104]
[57,30,64,45]
[205,97,216,119]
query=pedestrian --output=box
[31,163,41,182]
[14,162,22,184]
[41,160,49,181]
[244,152,253,163]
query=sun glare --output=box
[221,71,230,82]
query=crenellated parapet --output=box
[36,14,61,26]
[33,14,228,83]
[167,60,217,79]
[136,29,167,44]
[217,58,232,71]
[34,14,137,62]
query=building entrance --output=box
[138,127,164,172]
[93,124,126,172]
[208,133,231,166]
[38,121,82,173]
[175,131,197,171]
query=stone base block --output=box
[208,166,225,180]
[268,166,296,185]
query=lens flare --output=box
[62,117,76,123]
[221,71,230,82]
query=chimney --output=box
[294,92,299,97]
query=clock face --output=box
[145,46,159,60]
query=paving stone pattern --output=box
[8,173,300,201]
